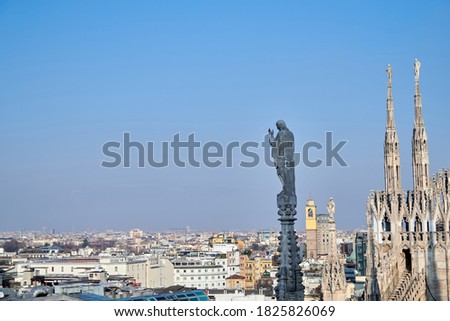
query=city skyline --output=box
[1,1,450,232]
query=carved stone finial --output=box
[327,197,335,219]
[414,58,421,82]
[387,64,392,84]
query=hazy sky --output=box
[1,1,450,232]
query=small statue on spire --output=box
[268,120,296,203]
[327,197,335,220]
[414,58,421,82]
[387,64,392,83]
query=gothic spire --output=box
[414,58,424,127]
[412,59,430,192]
[384,64,401,194]
[386,64,395,129]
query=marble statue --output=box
[414,58,421,82]
[327,197,335,220]
[387,64,392,83]
[268,120,296,203]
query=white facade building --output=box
[14,256,174,289]
[173,258,227,290]
[100,255,174,288]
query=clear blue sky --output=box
[1,1,450,232]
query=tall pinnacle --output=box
[412,58,430,192]
[384,64,401,194]
[386,64,395,129]
[414,58,424,127]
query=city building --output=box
[239,255,273,290]
[129,229,144,239]
[354,232,367,276]
[316,214,331,257]
[213,251,241,278]
[208,234,244,250]
[122,257,173,288]
[256,231,278,247]
[12,254,174,289]
[225,274,245,290]
[300,261,323,301]
[15,258,100,286]
[172,257,227,290]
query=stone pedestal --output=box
[275,195,304,301]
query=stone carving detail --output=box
[322,258,346,301]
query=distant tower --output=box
[316,213,330,257]
[355,232,367,276]
[412,59,430,192]
[384,64,402,195]
[305,198,318,260]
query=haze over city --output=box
[1,1,450,232]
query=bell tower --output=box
[305,198,317,260]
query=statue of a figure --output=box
[336,263,344,289]
[268,120,296,201]
[387,64,392,83]
[414,58,421,82]
[327,197,335,220]
[366,203,372,227]
[330,263,337,292]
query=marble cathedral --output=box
[365,60,450,301]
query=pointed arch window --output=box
[414,216,423,232]
[401,217,409,232]
[436,220,445,241]
[382,213,391,232]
